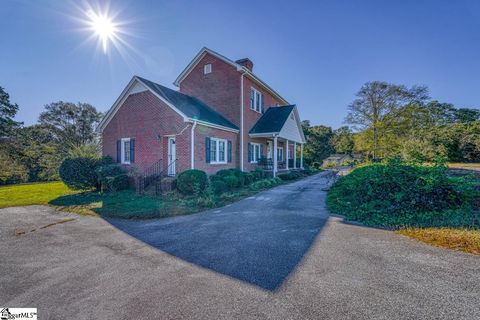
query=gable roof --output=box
[249,105,296,134]
[96,76,239,133]
[137,77,238,130]
[173,47,289,105]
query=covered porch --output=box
[249,134,304,177]
[248,105,306,177]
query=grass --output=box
[0,182,76,208]
[1,171,317,220]
[397,227,480,255]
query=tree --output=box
[0,86,22,137]
[345,81,429,159]
[331,126,354,154]
[38,101,102,148]
[455,108,480,123]
[302,123,335,164]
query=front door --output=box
[167,137,176,176]
[267,140,273,159]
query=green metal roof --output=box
[249,105,296,134]
[137,76,239,130]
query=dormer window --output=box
[204,64,212,74]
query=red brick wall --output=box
[242,77,284,172]
[102,90,191,174]
[193,124,239,175]
[179,53,241,127]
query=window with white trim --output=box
[121,138,131,164]
[210,138,227,164]
[277,147,284,161]
[250,88,264,113]
[204,63,212,74]
[251,143,261,163]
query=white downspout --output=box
[191,121,197,169]
[240,73,244,171]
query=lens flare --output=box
[86,9,118,54]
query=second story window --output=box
[204,63,212,74]
[250,88,264,113]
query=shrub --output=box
[326,160,475,228]
[104,174,129,192]
[252,169,265,181]
[96,164,128,192]
[278,171,304,181]
[177,169,207,195]
[209,174,224,183]
[244,173,256,185]
[211,180,228,195]
[216,169,234,178]
[249,177,282,191]
[223,175,240,189]
[59,157,99,190]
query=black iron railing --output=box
[135,158,178,194]
[257,157,286,170]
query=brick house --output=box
[97,47,306,178]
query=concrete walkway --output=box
[1,172,479,319]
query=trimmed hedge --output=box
[104,174,129,192]
[59,157,99,190]
[223,175,240,189]
[249,177,282,191]
[211,180,228,195]
[96,164,128,192]
[278,171,304,181]
[177,169,208,195]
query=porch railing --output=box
[257,157,286,170]
[135,158,177,194]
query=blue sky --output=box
[1,0,479,129]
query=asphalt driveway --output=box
[1,172,479,319]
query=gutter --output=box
[191,120,197,169]
[240,73,244,171]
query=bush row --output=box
[326,160,476,228]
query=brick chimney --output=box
[235,58,253,71]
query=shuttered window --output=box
[209,137,228,164]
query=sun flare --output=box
[86,9,118,54]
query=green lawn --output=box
[1,173,316,219]
[0,182,76,208]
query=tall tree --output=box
[302,122,335,164]
[331,126,354,154]
[0,86,22,138]
[38,101,102,148]
[345,81,429,159]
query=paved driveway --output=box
[1,172,479,319]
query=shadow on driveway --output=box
[106,173,332,291]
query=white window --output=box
[277,147,284,161]
[210,138,227,164]
[204,63,212,74]
[121,138,131,164]
[251,143,261,163]
[250,88,264,113]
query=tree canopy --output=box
[0,86,22,138]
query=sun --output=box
[86,9,119,54]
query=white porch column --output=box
[300,143,304,169]
[294,142,297,169]
[273,135,278,177]
[285,140,289,170]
